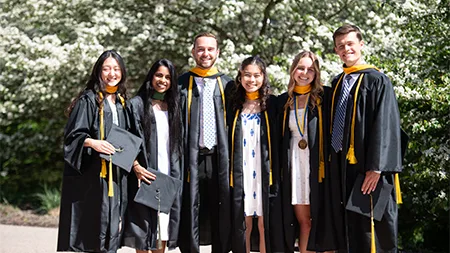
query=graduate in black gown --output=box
[123,59,183,253]
[227,56,283,253]
[328,24,403,253]
[277,51,333,253]
[178,32,233,253]
[58,50,130,253]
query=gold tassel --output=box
[100,160,107,178]
[394,174,402,204]
[269,171,273,186]
[108,155,114,197]
[230,173,234,187]
[346,145,358,164]
[370,195,376,253]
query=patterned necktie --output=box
[202,78,217,149]
[331,75,353,152]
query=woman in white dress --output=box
[278,51,332,253]
[123,59,183,253]
[228,56,282,253]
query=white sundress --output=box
[154,109,170,241]
[241,112,263,217]
[289,109,310,205]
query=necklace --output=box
[294,94,310,149]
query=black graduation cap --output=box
[345,173,394,221]
[134,168,183,214]
[99,124,142,172]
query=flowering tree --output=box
[0,0,448,251]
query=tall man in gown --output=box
[178,32,233,253]
[328,24,404,253]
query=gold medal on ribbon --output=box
[298,139,308,149]
[294,93,310,150]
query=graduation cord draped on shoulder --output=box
[98,91,126,197]
[331,65,403,253]
[186,67,226,183]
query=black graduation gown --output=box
[178,71,232,253]
[227,95,284,253]
[328,69,403,253]
[57,90,129,253]
[277,88,333,252]
[122,96,183,250]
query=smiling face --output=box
[334,31,364,67]
[240,64,264,93]
[101,57,122,87]
[151,66,171,93]
[293,56,316,86]
[192,36,220,69]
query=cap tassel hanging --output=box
[394,174,402,204]
[370,194,376,253]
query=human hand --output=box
[85,138,116,155]
[133,163,157,187]
[361,171,380,195]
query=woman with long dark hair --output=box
[57,50,130,252]
[122,59,183,253]
[227,56,283,253]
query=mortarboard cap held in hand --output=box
[345,173,393,221]
[100,124,142,172]
[134,168,183,214]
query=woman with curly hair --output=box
[227,56,283,253]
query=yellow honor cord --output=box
[190,67,219,77]
[245,91,260,100]
[105,85,118,94]
[293,85,312,94]
[370,194,376,253]
[317,98,325,182]
[282,108,287,137]
[394,174,402,204]
[346,74,365,164]
[264,111,273,186]
[230,110,240,187]
[98,92,107,178]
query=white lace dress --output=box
[241,112,263,217]
[289,109,310,205]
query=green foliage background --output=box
[0,0,448,252]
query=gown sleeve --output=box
[365,74,402,173]
[63,95,97,173]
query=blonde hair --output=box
[285,51,323,110]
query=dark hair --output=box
[231,56,271,111]
[333,24,363,46]
[136,59,182,155]
[285,51,323,110]
[193,32,219,49]
[66,50,128,116]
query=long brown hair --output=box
[285,51,323,110]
